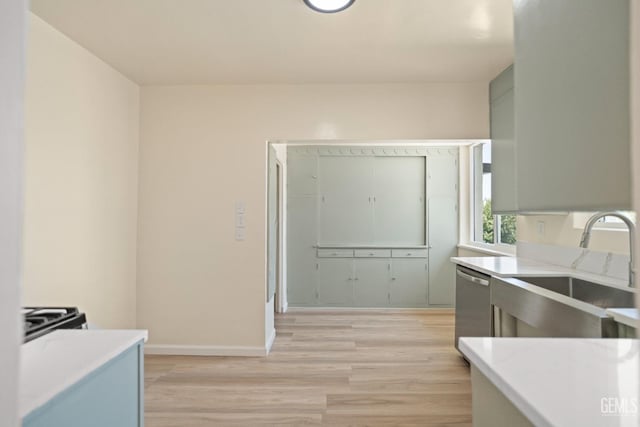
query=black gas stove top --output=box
[23,307,87,343]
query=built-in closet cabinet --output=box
[513,0,631,211]
[286,146,458,308]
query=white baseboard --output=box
[266,329,276,354]
[145,344,266,357]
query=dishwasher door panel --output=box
[454,267,492,351]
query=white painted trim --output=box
[145,344,267,357]
[457,243,515,257]
[265,329,276,355]
[282,301,289,313]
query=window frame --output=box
[466,144,517,255]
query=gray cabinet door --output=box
[287,153,317,196]
[427,154,458,198]
[318,259,354,306]
[287,196,318,306]
[373,157,425,245]
[514,0,630,211]
[318,156,374,244]
[390,259,428,307]
[490,65,517,214]
[353,259,390,307]
[428,196,457,306]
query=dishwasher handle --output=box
[456,269,490,286]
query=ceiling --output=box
[30,0,514,85]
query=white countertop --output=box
[451,256,631,290]
[19,329,148,418]
[459,337,639,427]
[606,308,639,329]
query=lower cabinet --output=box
[353,259,390,307]
[390,259,428,307]
[313,254,432,308]
[22,340,144,427]
[317,258,354,306]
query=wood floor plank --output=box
[145,310,471,426]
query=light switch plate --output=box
[235,227,245,241]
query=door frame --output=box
[275,159,286,313]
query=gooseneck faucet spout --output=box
[579,212,635,287]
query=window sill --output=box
[457,243,516,257]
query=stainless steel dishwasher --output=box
[455,265,492,353]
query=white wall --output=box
[23,15,140,329]
[0,1,26,426]
[138,83,488,352]
[517,215,631,255]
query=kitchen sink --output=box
[515,276,636,309]
[491,276,637,338]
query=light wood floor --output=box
[144,310,471,426]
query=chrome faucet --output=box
[579,212,635,287]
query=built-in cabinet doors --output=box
[427,195,458,305]
[353,259,390,307]
[490,65,517,214]
[286,196,317,306]
[373,157,425,245]
[390,259,428,307]
[514,0,631,211]
[286,147,458,308]
[317,259,354,306]
[426,154,458,306]
[318,156,425,246]
[288,155,318,196]
[319,156,374,245]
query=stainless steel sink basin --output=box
[514,276,636,309]
[491,276,637,338]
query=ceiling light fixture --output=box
[303,0,355,13]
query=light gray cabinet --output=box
[514,0,631,211]
[353,259,390,307]
[390,259,428,307]
[288,154,317,196]
[23,340,144,427]
[286,196,318,306]
[287,146,458,308]
[372,157,425,245]
[319,156,374,245]
[490,65,517,214]
[317,258,354,306]
[427,155,458,306]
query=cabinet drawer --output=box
[317,249,354,258]
[391,249,428,258]
[354,249,391,258]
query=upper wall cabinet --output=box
[513,0,631,211]
[490,65,517,214]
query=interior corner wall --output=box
[23,14,140,329]
[137,83,488,350]
[0,1,26,426]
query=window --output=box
[572,211,636,231]
[472,143,516,246]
